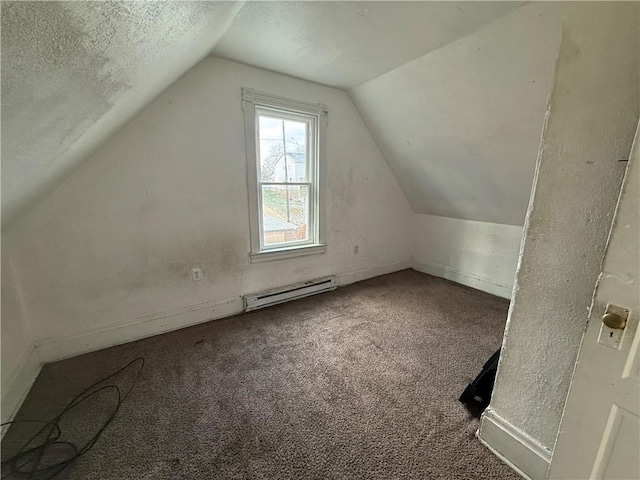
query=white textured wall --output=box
[549,122,640,479]
[412,215,522,299]
[487,0,640,455]
[349,2,564,226]
[3,58,413,352]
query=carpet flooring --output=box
[2,270,519,479]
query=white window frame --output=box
[242,88,327,263]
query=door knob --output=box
[602,312,627,330]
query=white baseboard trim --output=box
[3,299,246,433]
[478,408,552,480]
[412,258,513,299]
[336,259,411,287]
[3,261,411,427]
[34,260,412,364]
[36,297,245,364]
[1,343,41,431]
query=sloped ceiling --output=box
[351,2,565,226]
[1,1,243,228]
[2,0,546,231]
[212,1,523,89]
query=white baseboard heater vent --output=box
[244,277,337,312]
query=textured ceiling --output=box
[2,0,546,230]
[1,1,243,228]
[213,1,523,89]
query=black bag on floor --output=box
[459,348,501,410]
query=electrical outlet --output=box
[191,268,202,282]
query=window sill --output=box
[250,244,326,264]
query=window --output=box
[242,88,327,262]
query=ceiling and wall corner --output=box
[349,2,566,227]
[1,1,608,455]
[2,55,414,356]
[1,0,539,425]
[1,0,244,229]
[212,1,524,89]
[1,1,527,232]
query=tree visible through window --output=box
[257,110,315,248]
[242,88,325,261]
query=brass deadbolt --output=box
[602,312,627,330]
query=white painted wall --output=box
[412,215,522,299]
[350,2,564,226]
[6,9,627,465]
[0,1,522,231]
[0,3,562,423]
[481,2,640,477]
[2,58,413,365]
[1,253,37,423]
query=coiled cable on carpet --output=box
[1,357,145,480]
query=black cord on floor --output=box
[1,357,145,480]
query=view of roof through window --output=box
[258,115,310,246]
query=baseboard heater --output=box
[244,277,337,312]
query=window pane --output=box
[258,115,307,183]
[262,184,310,246]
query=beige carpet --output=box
[3,269,518,479]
